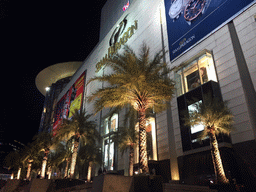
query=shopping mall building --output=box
[36,0,256,184]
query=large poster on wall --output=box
[52,72,85,135]
[68,73,85,118]
[164,0,256,61]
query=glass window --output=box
[104,118,109,134]
[104,114,118,134]
[103,138,114,171]
[175,52,217,96]
[198,53,217,83]
[188,100,204,134]
[109,142,114,170]
[104,139,109,168]
[184,60,200,92]
[110,114,118,132]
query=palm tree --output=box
[47,141,73,179]
[185,96,233,184]
[4,150,24,179]
[55,109,99,178]
[78,143,102,182]
[88,44,175,173]
[20,142,41,180]
[32,131,53,179]
[112,107,138,176]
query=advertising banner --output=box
[52,91,71,135]
[164,0,256,61]
[52,72,85,135]
[68,73,85,118]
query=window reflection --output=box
[188,100,204,134]
[104,114,118,134]
[175,52,217,97]
[103,113,118,171]
[184,60,200,92]
[104,139,114,170]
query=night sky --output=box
[0,0,107,145]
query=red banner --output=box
[52,72,85,135]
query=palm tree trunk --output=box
[87,161,93,182]
[70,139,79,178]
[11,173,14,179]
[41,156,47,179]
[17,167,21,179]
[47,166,52,179]
[64,158,69,178]
[26,160,33,180]
[129,145,134,176]
[138,110,149,174]
[209,130,229,184]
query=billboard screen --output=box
[52,72,85,135]
[164,0,256,61]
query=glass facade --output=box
[103,138,115,170]
[175,52,217,97]
[177,81,231,152]
[176,51,231,152]
[102,113,118,171]
[104,114,118,134]
[188,100,204,135]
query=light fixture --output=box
[45,87,50,91]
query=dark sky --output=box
[0,0,107,145]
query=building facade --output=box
[37,0,256,184]
[36,62,82,133]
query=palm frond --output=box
[87,43,175,115]
[185,96,234,137]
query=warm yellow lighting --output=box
[41,158,47,179]
[134,117,158,163]
[147,117,157,161]
[170,161,180,181]
[172,173,180,181]
[26,160,33,180]
[47,167,52,179]
[17,167,21,179]
[87,162,92,182]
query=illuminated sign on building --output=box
[96,15,138,72]
[123,1,130,11]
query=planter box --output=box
[0,179,20,192]
[91,175,133,192]
[29,179,52,192]
[163,183,217,192]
